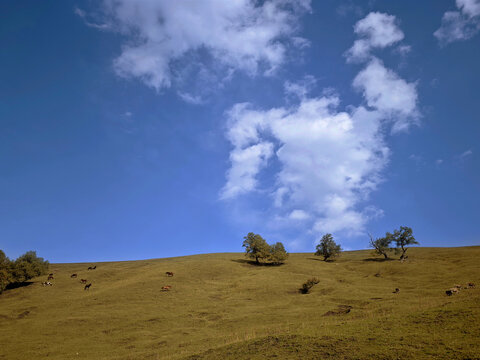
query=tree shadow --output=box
[307,257,336,263]
[362,258,396,262]
[230,259,285,267]
[5,281,34,290]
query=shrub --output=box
[300,277,320,294]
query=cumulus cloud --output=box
[222,95,389,236]
[88,0,310,92]
[346,12,404,62]
[353,57,419,132]
[435,0,480,44]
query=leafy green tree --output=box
[391,226,418,260]
[315,234,342,261]
[243,233,270,264]
[269,242,288,265]
[369,233,393,259]
[7,251,49,285]
[242,233,289,265]
[0,250,13,294]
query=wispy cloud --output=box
[74,6,110,30]
[177,92,205,105]
[434,0,480,44]
[459,149,473,158]
[83,0,311,95]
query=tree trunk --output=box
[383,252,389,259]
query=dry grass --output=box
[0,247,479,359]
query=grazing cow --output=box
[161,285,172,291]
[450,287,458,294]
[468,282,475,288]
[42,281,52,286]
[80,279,87,284]
[165,272,174,277]
[84,283,92,290]
[454,284,462,290]
[71,274,78,278]
[393,288,400,294]
[47,275,54,281]
[446,290,453,296]
[87,266,96,270]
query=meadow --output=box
[0,247,479,359]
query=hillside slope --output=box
[0,247,479,359]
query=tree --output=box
[0,250,49,294]
[369,233,393,259]
[0,250,13,294]
[243,233,270,264]
[12,251,49,283]
[269,242,288,265]
[391,226,418,260]
[242,233,289,265]
[315,234,342,261]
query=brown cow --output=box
[84,283,92,290]
[468,282,475,288]
[47,275,54,281]
[165,272,174,277]
[80,279,87,284]
[71,274,78,278]
[161,285,172,291]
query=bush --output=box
[0,250,49,293]
[300,277,320,294]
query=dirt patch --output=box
[17,310,30,319]
[323,305,352,316]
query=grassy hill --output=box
[0,247,479,359]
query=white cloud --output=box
[74,6,110,30]
[352,57,419,132]
[289,209,311,220]
[346,12,404,62]
[434,0,480,44]
[222,95,389,236]
[177,92,205,105]
[90,0,310,92]
[220,142,274,200]
[284,75,317,99]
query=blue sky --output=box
[1,0,479,263]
